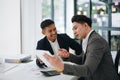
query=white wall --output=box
[0,0,43,56]
[0,0,21,55]
[21,0,43,54]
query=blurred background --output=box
[0,0,120,59]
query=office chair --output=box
[115,50,120,78]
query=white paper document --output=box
[36,50,53,68]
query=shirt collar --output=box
[48,38,58,44]
[83,29,94,42]
[82,30,94,53]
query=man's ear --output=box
[84,23,87,27]
[84,23,89,28]
[42,30,45,35]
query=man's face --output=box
[42,24,57,42]
[72,22,87,39]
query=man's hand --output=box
[58,48,70,58]
[44,53,64,72]
[36,55,43,63]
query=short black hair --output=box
[71,15,92,27]
[40,19,54,29]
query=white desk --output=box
[0,60,75,80]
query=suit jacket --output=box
[63,31,119,80]
[36,34,82,55]
[36,34,82,68]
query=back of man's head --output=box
[71,15,92,27]
[40,19,54,29]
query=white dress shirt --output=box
[82,30,94,53]
[48,39,60,55]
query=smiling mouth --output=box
[52,34,57,37]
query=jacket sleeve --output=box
[63,38,107,77]
[64,34,82,55]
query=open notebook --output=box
[36,50,53,68]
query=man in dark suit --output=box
[44,15,119,80]
[36,19,82,68]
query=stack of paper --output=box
[5,54,31,63]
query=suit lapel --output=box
[82,31,95,63]
[45,37,54,55]
[85,31,95,52]
[82,52,87,64]
[57,35,63,48]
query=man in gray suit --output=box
[44,15,119,80]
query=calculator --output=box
[41,70,60,76]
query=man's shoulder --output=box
[91,31,104,40]
[37,37,47,43]
[89,31,107,44]
[57,33,69,38]
[89,31,101,39]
